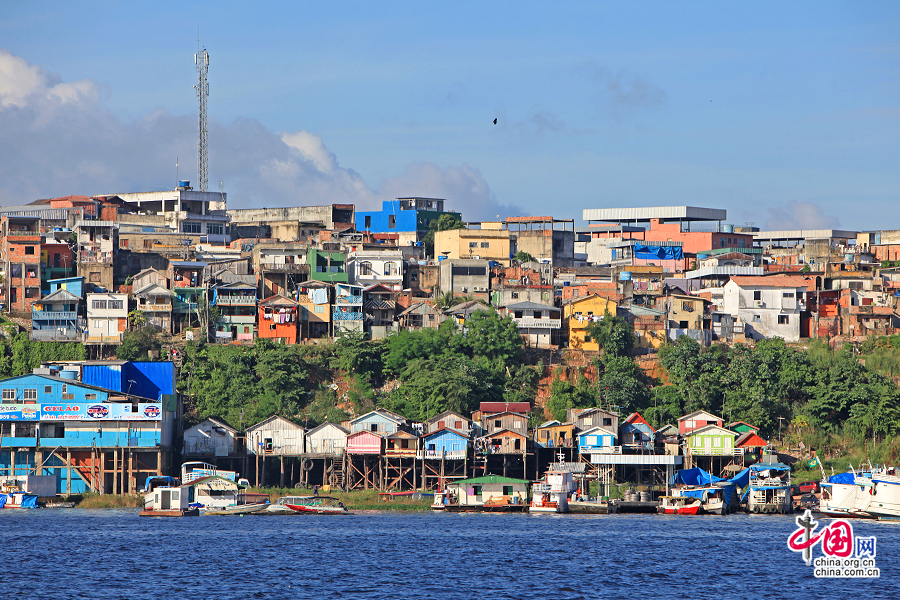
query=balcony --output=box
[260,263,308,272]
[333,311,363,321]
[85,334,123,345]
[513,317,561,329]
[140,303,172,312]
[215,295,257,305]
[33,310,78,321]
[218,314,256,324]
[78,251,113,264]
[335,295,363,305]
[415,450,467,460]
[31,329,83,342]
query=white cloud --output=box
[0,49,519,221]
[765,201,841,230]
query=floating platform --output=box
[568,501,617,514]
[610,500,659,513]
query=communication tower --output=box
[194,48,209,192]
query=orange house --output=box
[258,295,300,344]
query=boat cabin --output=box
[445,475,529,508]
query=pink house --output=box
[677,410,724,435]
[346,430,384,455]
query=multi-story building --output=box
[507,217,576,268]
[210,271,257,342]
[439,259,490,296]
[1,215,43,313]
[434,224,512,265]
[169,260,207,332]
[307,248,348,284]
[333,283,364,336]
[75,220,117,292]
[31,286,83,342]
[500,301,561,348]
[227,204,354,240]
[356,198,460,246]
[85,292,128,345]
[296,280,332,339]
[251,242,310,298]
[347,249,404,290]
[723,276,810,342]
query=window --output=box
[503,485,513,496]
[314,305,325,314]
[109,300,124,310]
[514,439,521,450]
[778,315,789,325]
[26,267,37,278]
[90,272,101,283]
[207,224,224,236]
[25,287,38,298]
[370,423,378,432]
[712,437,722,448]
[22,245,36,255]
[753,315,761,323]
[182,222,202,234]
[2,389,15,402]
[782,292,795,299]
[514,311,523,319]
[513,421,522,428]
[388,215,396,229]
[603,418,612,427]
[400,439,409,449]
[480,242,490,248]
[364,216,371,229]
[85,394,97,400]
[359,261,373,275]
[682,301,692,311]
[120,239,129,248]
[9,265,21,279]
[494,420,501,428]
[384,261,399,276]
[753,291,761,301]
[44,386,52,394]
[455,420,462,429]
[473,485,482,497]
[92,300,108,310]
[511,292,519,299]
[469,241,478,248]
[23,389,37,401]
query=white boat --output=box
[673,485,730,515]
[284,496,349,514]
[820,466,900,519]
[267,495,323,515]
[529,453,578,514]
[747,462,792,514]
[201,502,270,516]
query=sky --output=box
[1,2,898,230]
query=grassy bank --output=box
[72,493,144,509]
[254,486,433,511]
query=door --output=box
[161,490,171,510]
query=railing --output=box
[260,263,308,272]
[215,295,256,305]
[333,311,363,321]
[78,252,113,264]
[513,317,561,328]
[218,315,256,324]
[582,446,622,454]
[140,304,172,312]
[30,330,83,342]
[85,335,123,344]
[32,311,78,321]
[415,450,467,460]
[335,295,363,305]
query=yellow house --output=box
[434,226,511,265]
[663,294,709,330]
[562,294,618,352]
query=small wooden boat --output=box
[284,496,350,515]
[201,502,270,515]
[567,500,617,514]
[140,485,199,517]
[657,495,701,515]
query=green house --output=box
[687,424,738,457]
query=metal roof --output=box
[583,206,727,223]
[504,301,559,312]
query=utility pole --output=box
[777,416,786,444]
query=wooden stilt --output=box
[280,456,285,488]
[66,450,72,496]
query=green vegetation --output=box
[0,332,86,377]
[514,251,536,263]
[261,487,432,511]
[74,493,144,509]
[423,213,465,257]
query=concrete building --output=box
[356,198,460,246]
[227,204,354,239]
[434,224,512,265]
[85,293,128,345]
[500,301,561,348]
[347,249,405,290]
[439,259,490,296]
[723,276,810,342]
[506,217,575,267]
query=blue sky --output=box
[1,2,898,229]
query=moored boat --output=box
[657,495,701,515]
[284,496,350,514]
[140,484,199,517]
[567,500,617,514]
[0,491,39,509]
[201,502,270,515]
[746,462,792,514]
[529,454,578,514]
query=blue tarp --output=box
[828,472,855,485]
[634,244,684,261]
[729,468,751,490]
[674,467,722,486]
[0,495,6,509]
[749,462,791,472]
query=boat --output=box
[567,500,617,514]
[431,490,447,510]
[267,495,318,515]
[672,483,735,515]
[441,475,531,513]
[657,495,702,515]
[140,484,199,517]
[746,461,792,514]
[201,502,270,516]
[284,496,350,514]
[0,491,39,509]
[818,465,900,520]
[529,453,578,514]
[43,501,76,508]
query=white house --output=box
[183,418,240,457]
[723,276,810,342]
[86,292,128,344]
[347,250,405,289]
[500,301,561,348]
[246,415,304,457]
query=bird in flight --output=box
[493,118,497,125]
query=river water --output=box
[2,509,897,599]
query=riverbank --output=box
[64,488,432,511]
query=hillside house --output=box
[246,416,305,456]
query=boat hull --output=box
[201,503,270,516]
[139,508,199,517]
[567,501,617,514]
[443,504,528,513]
[658,504,700,515]
[285,504,349,515]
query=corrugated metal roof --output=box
[504,301,559,311]
[583,206,727,223]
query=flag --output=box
[808,458,819,468]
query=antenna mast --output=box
[194,47,209,192]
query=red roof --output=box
[729,275,813,290]
[479,402,531,414]
[623,412,655,432]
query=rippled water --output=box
[1,509,897,599]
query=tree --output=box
[330,330,384,383]
[423,214,464,257]
[585,311,635,358]
[597,355,650,414]
[116,327,164,361]
[456,309,523,364]
[514,251,536,263]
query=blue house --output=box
[619,412,656,451]
[577,426,619,454]
[419,428,469,460]
[31,289,83,342]
[349,409,406,436]
[0,369,177,495]
[356,198,460,240]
